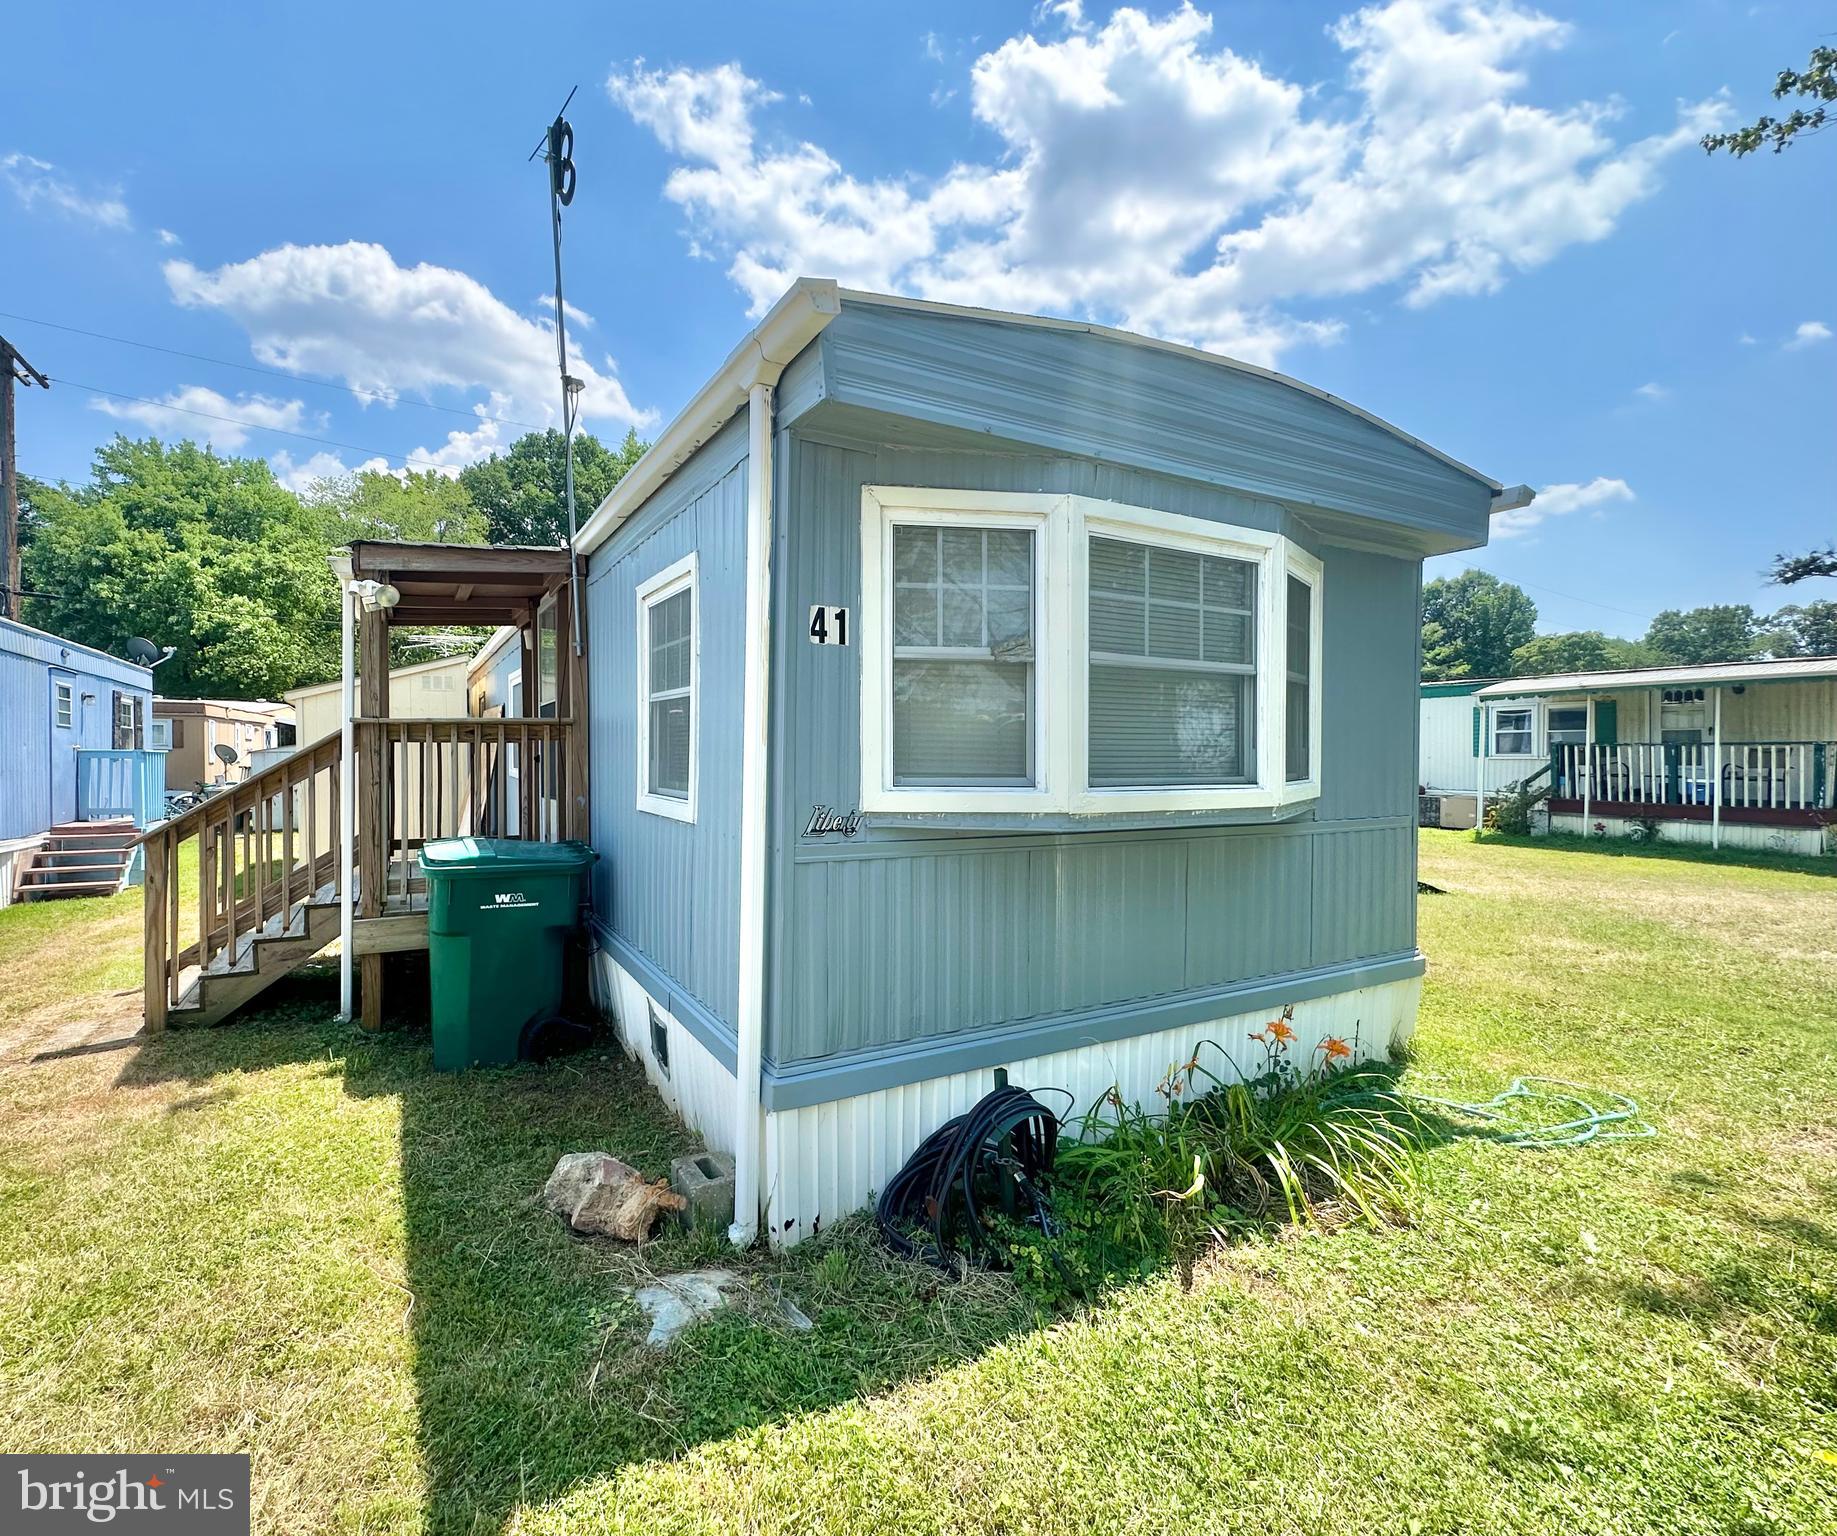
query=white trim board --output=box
[635,552,700,824]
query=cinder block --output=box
[670,1150,737,1233]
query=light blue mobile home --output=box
[0,616,158,904]
[575,281,1523,1245]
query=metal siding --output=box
[1,626,153,840]
[587,413,749,1033]
[767,432,1422,1069]
[819,305,1492,546]
[762,973,1423,1246]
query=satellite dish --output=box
[126,637,177,668]
[212,743,240,767]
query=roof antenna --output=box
[533,85,585,656]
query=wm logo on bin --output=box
[483,891,535,909]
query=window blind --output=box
[1088,536,1255,786]
[647,587,692,798]
[1286,574,1311,782]
[891,525,1034,785]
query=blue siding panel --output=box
[765,432,1421,1069]
[1,619,153,841]
[819,302,1494,549]
[586,412,750,1033]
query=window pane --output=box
[1286,575,1312,782]
[893,660,1031,784]
[1089,536,1258,786]
[648,697,691,798]
[894,525,938,584]
[893,584,937,646]
[1089,664,1250,786]
[1492,708,1533,755]
[649,590,691,694]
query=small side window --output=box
[1491,707,1534,756]
[636,554,698,822]
[53,681,73,729]
[647,1002,671,1079]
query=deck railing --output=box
[141,716,574,1029]
[75,748,169,828]
[1550,741,1834,813]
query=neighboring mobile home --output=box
[0,617,159,906]
[153,698,293,790]
[571,281,1526,1245]
[1474,658,1837,854]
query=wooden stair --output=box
[167,881,342,1027]
[16,821,138,901]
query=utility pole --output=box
[0,335,51,622]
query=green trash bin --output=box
[419,837,599,1070]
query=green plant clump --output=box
[1001,1013,1426,1306]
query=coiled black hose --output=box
[876,1083,1063,1265]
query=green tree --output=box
[1701,46,1835,156]
[1643,605,1763,666]
[458,428,646,547]
[21,437,340,697]
[1763,601,1837,657]
[304,467,486,548]
[1510,630,1659,676]
[1420,570,1537,679]
[1770,546,1836,585]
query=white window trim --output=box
[860,488,1063,814]
[150,718,172,750]
[53,680,74,730]
[1281,543,1324,802]
[1489,704,1537,758]
[636,551,699,824]
[860,488,1325,816]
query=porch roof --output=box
[1478,656,1837,699]
[343,541,572,627]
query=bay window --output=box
[860,487,1323,814]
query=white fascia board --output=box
[575,279,842,559]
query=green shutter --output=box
[1472,705,1484,758]
[1594,700,1618,747]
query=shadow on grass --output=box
[1464,830,1837,879]
[113,962,1042,1534]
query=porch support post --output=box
[1475,702,1486,836]
[561,583,590,842]
[338,571,356,1021]
[1711,686,1723,850]
[358,593,389,1031]
[1582,695,1594,834]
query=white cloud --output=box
[922,30,946,63]
[270,448,389,492]
[156,228,181,246]
[1494,475,1633,538]
[609,1,1722,365]
[1,152,131,229]
[88,386,313,452]
[1738,331,1757,345]
[163,241,656,470]
[1785,320,1831,349]
[1633,381,1668,400]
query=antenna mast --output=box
[534,86,584,655]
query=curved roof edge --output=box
[576,278,1512,557]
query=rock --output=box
[634,1268,738,1347]
[541,1151,687,1242]
[630,1269,816,1348]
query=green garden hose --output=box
[1408,1076,1656,1149]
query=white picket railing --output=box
[1550,741,1833,812]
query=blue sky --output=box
[2,1,1830,639]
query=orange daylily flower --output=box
[1318,1036,1353,1061]
[1265,1017,1296,1045]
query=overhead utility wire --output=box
[0,309,546,432]
[1446,556,1655,626]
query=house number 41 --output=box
[808,605,849,646]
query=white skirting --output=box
[591,948,739,1155]
[761,974,1422,1248]
[593,948,1422,1250]
[1545,811,1830,856]
[0,835,45,910]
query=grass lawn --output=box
[2,831,1834,1534]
